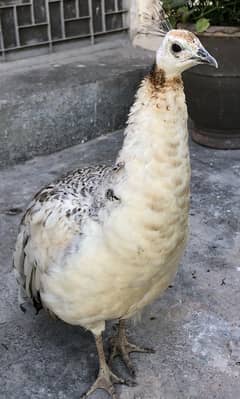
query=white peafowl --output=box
[13,2,218,398]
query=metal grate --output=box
[0,0,129,60]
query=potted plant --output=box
[163,0,240,149]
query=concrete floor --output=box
[0,130,240,399]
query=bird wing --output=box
[14,189,81,313]
[13,165,117,313]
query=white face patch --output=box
[156,29,208,76]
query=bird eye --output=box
[171,43,182,53]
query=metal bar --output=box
[0,15,6,61]
[31,0,35,24]
[75,0,79,18]
[0,36,90,53]
[45,0,53,53]
[60,0,66,38]
[121,0,129,31]
[53,34,90,42]
[0,4,32,9]
[51,26,128,41]
[64,16,90,23]
[94,26,128,35]
[1,40,54,52]
[18,22,48,29]
[13,5,20,47]
[88,0,94,45]
[114,0,118,11]
[105,10,128,15]
[101,0,106,32]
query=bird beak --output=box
[195,47,218,68]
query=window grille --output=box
[0,0,129,60]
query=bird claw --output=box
[80,365,130,399]
[109,334,155,377]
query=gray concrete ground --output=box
[0,130,240,399]
[0,36,153,168]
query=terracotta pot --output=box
[183,27,240,149]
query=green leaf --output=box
[195,18,210,33]
[169,15,177,28]
[177,6,190,23]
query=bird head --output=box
[156,29,218,77]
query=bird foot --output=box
[109,332,155,377]
[81,364,133,399]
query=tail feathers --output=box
[14,226,43,315]
[18,285,28,313]
[17,281,43,315]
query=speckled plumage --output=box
[14,163,124,313]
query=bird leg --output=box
[109,320,155,377]
[81,334,130,399]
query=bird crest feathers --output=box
[136,0,171,37]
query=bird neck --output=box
[117,66,189,179]
[109,66,190,258]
